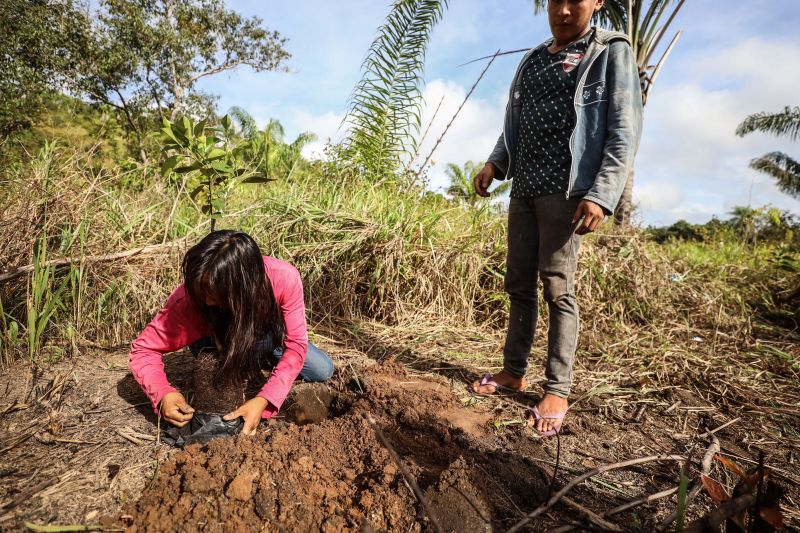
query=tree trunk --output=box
[614,167,634,226]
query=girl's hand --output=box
[160,392,195,427]
[224,396,270,435]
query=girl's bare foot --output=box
[471,370,527,395]
[531,393,568,434]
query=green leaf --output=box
[160,155,179,177]
[221,114,232,131]
[174,164,202,174]
[189,185,206,200]
[207,148,226,161]
[160,126,181,146]
[181,116,192,137]
[211,161,233,173]
[241,174,275,184]
[193,119,207,137]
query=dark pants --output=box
[503,194,583,398]
[189,337,334,382]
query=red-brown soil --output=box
[3,335,798,532]
[189,352,247,414]
[120,360,542,532]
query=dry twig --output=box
[680,493,757,533]
[364,412,443,533]
[0,240,186,283]
[506,454,685,533]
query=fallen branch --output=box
[0,240,187,284]
[551,486,681,533]
[560,495,623,532]
[364,412,443,533]
[606,485,680,517]
[655,436,720,532]
[506,454,685,533]
[0,403,30,416]
[697,418,739,439]
[538,461,623,532]
[2,477,59,510]
[25,523,115,532]
[116,428,145,446]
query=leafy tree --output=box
[533,0,687,225]
[344,0,449,180]
[445,161,510,207]
[0,0,89,136]
[78,0,290,159]
[736,106,800,199]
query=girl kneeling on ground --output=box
[129,230,334,435]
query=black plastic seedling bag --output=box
[161,413,244,447]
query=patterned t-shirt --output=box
[510,32,592,198]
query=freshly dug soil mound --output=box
[121,360,549,532]
[190,352,246,414]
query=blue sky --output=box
[202,0,800,226]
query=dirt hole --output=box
[118,360,549,532]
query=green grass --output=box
[0,126,798,381]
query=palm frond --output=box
[736,107,800,142]
[492,180,513,196]
[344,0,449,179]
[289,132,318,152]
[228,106,259,139]
[749,151,800,199]
[265,118,286,144]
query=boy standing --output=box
[471,0,643,435]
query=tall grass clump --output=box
[1,113,797,407]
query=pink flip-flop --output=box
[530,406,566,437]
[472,373,525,396]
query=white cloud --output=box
[292,110,346,159]
[634,37,800,224]
[634,182,684,211]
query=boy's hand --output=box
[224,396,270,435]
[572,200,605,235]
[160,392,195,427]
[473,163,496,197]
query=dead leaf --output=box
[759,503,785,529]
[743,467,771,489]
[715,454,746,478]
[700,474,730,504]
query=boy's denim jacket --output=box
[487,27,643,214]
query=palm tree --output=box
[736,106,800,199]
[343,0,449,181]
[445,160,511,207]
[229,106,317,181]
[533,0,687,224]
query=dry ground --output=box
[1,326,798,532]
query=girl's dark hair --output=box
[182,230,285,384]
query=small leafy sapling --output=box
[158,114,273,231]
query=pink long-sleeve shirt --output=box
[129,256,308,419]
